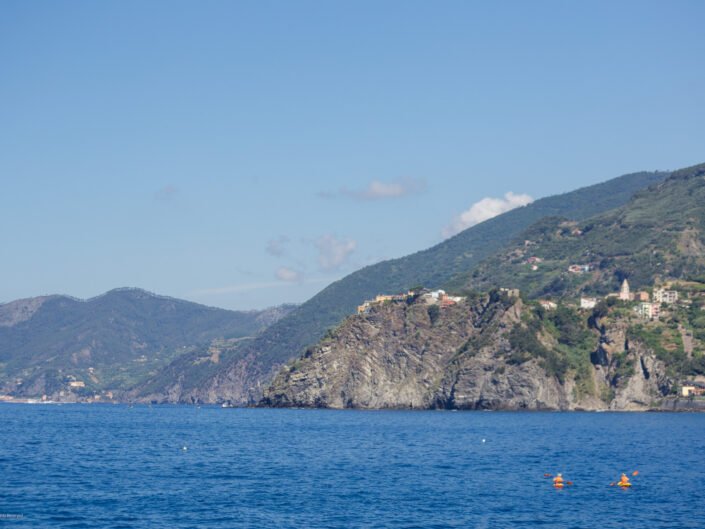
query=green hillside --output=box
[0,288,295,399]
[129,338,251,402]
[260,162,705,410]
[242,170,666,364]
[206,168,669,402]
[451,162,705,298]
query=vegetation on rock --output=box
[451,163,705,299]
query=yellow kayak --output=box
[618,482,632,488]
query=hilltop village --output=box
[354,278,705,401]
[358,279,692,321]
[357,289,464,314]
[560,279,680,320]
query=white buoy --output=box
[182,446,188,451]
[482,439,486,443]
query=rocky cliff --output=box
[261,294,678,411]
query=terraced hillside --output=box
[450,163,705,299]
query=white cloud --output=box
[266,236,290,257]
[315,234,357,271]
[321,178,426,201]
[275,266,303,283]
[442,192,534,238]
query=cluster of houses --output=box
[357,292,414,314]
[573,279,680,320]
[536,279,684,321]
[356,289,464,314]
[521,251,687,323]
[357,280,683,321]
[632,286,682,320]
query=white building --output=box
[421,290,464,306]
[653,288,678,304]
[580,297,597,309]
[618,279,631,301]
[636,302,660,320]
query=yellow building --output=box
[681,385,705,397]
[374,295,395,303]
[357,302,371,314]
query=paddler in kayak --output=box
[618,473,631,487]
[553,473,565,488]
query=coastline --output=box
[2,395,704,411]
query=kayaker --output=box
[618,473,631,487]
[553,473,564,487]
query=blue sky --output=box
[1,1,704,310]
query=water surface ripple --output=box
[0,405,703,528]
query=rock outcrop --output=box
[261,295,675,411]
[591,320,673,411]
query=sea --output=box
[0,405,703,529]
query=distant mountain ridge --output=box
[2,165,687,405]
[188,168,670,404]
[0,288,295,400]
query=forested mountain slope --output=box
[451,163,705,298]
[0,288,294,399]
[262,163,705,411]
[202,169,668,404]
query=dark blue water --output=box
[0,405,703,528]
